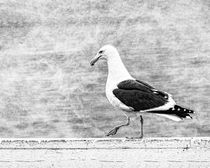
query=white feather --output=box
[156,114,182,121]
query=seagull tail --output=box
[148,105,194,121]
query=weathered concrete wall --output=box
[0,137,209,167]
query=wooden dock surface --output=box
[0,137,209,168]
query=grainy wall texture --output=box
[0,138,209,168]
[0,0,209,138]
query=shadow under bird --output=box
[90,45,194,138]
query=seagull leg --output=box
[126,115,144,139]
[106,116,130,137]
[139,115,144,138]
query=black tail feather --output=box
[148,105,194,119]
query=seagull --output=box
[90,45,194,138]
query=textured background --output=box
[0,0,209,138]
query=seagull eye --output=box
[99,50,104,54]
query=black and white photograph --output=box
[0,0,209,167]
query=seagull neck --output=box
[107,55,133,83]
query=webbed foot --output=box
[106,127,120,136]
[126,135,143,139]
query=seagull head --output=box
[90,45,119,66]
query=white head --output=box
[90,45,119,66]
[90,45,133,81]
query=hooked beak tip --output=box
[90,62,95,66]
[90,55,101,67]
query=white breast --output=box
[104,51,135,112]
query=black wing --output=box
[118,80,169,99]
[113,80,169,111]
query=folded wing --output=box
[113,80,169,111]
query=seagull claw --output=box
[106,127,120,136]
[126,136,143,139]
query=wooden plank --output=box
[0,138,209,167]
